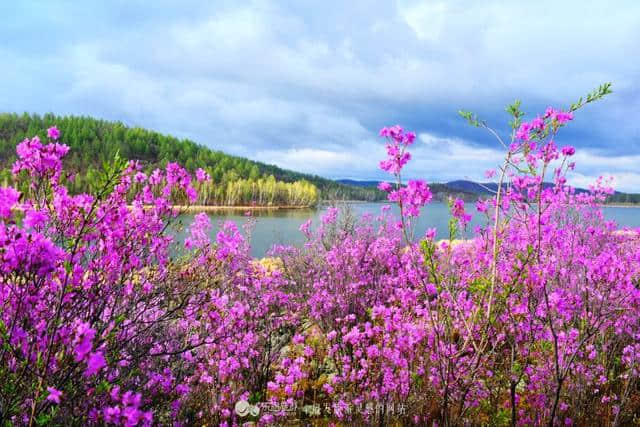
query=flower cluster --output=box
[387,180,433,217]
[268,96,640,426]
[0,128,305,426]
[3,87,638,426]
[378,125,415,174]
[378,126,433,226]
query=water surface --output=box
[173,202,640,258]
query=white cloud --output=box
[398,1,447,42]
[1,1,640,189]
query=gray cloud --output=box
[1,0,639,189]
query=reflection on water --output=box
[172,202,640,258]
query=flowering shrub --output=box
[271,83,640,426]
[2,83,640,426]
[0,130,301,425]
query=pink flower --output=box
[451,198,471,226]
[74,323,96,362]
[476,199,489,213]
[85,351,106,377]
[530,116,545,131]
[516,122,531,141]
[0,187,20,218]
[185,186,198,203]
[299,219,312,236]
[555,111,574,124]
[561,146,576,156]
[134,172,147,183]
[378,125,416,175]
[195,168,210,183]
[23,209,48,229]
[47,126,60,140]
[184,212,211,250]
[322,207,339,225]
[545,107,574,124]
[46,387,62,404]
[377,182,392,192]
[425,227,436,240]
[387,180,432,217]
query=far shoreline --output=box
[599,203,640,208]
[164,205,316,213]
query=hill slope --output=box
[337,179,478,201]
[0,113,385,203]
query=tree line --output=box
[0,113,384,205]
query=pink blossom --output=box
[561,146,576,156]
[378,182,392,192]
[299,219,312,236]
[195,168,211,183]
[85,351,106,376]
[425,227,436,240]
[47,126,60,140]
[0,187,20,218]
[451,198,471,226]
[322,207,339,225]
[184,212,211,250]
[46,387,62,404]
[387,180,432,217]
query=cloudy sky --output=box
[1,1,639,190]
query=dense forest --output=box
[0,113,385,205]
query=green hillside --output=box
[0,113,386,204]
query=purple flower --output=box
[476,199,489,213]
[387,180,432,217]
[134,172,147,183]
[47,126,60,140]
[46,387,62,404]
[516,122,532,141]
[561,145,576,156]
[377,182,392,192]
[184,212,211,250]
[195,168,210,183]
[0,187,20,218]
[23,209,48,229]
[424,228,436,240]
[74,323,96,362]
[555,111,574,124]
[299,219,312,236]
[321,207,339,225]
[451,198,472,226]
[85,351,106,377]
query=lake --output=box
[173,202,640,258]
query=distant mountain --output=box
[444,180,495,195]
[446,179,579,195]
[338,179,640,204]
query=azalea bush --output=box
[0,130,302,425]
[2,83,640,426]
[270,83,640,426]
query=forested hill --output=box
[0,113,385,203]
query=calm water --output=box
[173,202,640,258]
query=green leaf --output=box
[459,110,481,127]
